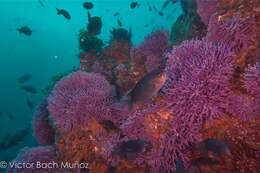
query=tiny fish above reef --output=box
[176,160,185,173]
[130,2,139,9]
[17,26,32,36]
[56,8,71,20]
[115,139,145,159]
[18,73,32,83]
[38,0,45,8]
[83,2,94,10]
[20,85,37,94]
[122,69,167,111]
[196,138,231,159]
[26,97,34,110]
[162,0,170,9]
[113,12,120,16]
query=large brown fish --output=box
[125,69,166,111]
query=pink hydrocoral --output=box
[163,39,236,125]
[33,97,55,145]
[242,62,260,98]
[6,146,62,173]
[206,15,256,53]
[226,94,260,121]
[196,0,219,25]
[131,30,169,72]
[48,71,115,133]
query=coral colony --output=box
[7,0,259,173]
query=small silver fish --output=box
[124,69,166,111]
[20,85,37,94]
[26,97,34,110]
[38,0,45,8]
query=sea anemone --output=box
[6,146,61,173]
[163,39,236,125]
[48,71,115,133]
[206,15,256,53]
[242,62,260,98]
[33,98,55,145]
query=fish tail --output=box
[56,8,60,14]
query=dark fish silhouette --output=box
[162,0,170,9]
[7,112,14,120]
[38,0,45,7]
[147,2,152,11]
[26,97,34,110]
[56,8,71,20]
[18,73,32,83]
[87,11,102,35]
[176,160,185,173]
[20,85,37,94]
[117,19,122,27]
[83,2,94,10]
[114,12,120,16]
[130,2,139,9]
[196,138,231,159]
[158,11,164,16]
[123,69,167,111]
[17,26,32,36]
[106,167,117,173]
[115,139,145,159]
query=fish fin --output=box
[56,8,60,14]
[88,11,91,22]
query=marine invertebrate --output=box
[242,62,260,98]
[226,94,260,121]
[6,146,61,173]
[78,29,103,52]
[48,71,115,132]
[163,39,236,125]
[196,0,219,25]
[133,30,169,72]
[206,15,256,53]
[33,98,55,145]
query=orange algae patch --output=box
[200,116,260,173]
[56,119,118,173]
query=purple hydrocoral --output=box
[33,97,55,145]
[242,62,260,98]
[131,30,169,72]
[196,0,219,25]
[206,15,256,53]
[226,94,260,121]
[6,146,62,173]
[163,39,236,125]
[48,71,115,133]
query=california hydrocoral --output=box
[48,71,116,133]
[163,39,236,125]
[33,97,55,145]
[196,0,219,25]
[131,30,169,72]
[242,62,260,98]
[6,146,62,173]
[226,94,260,121]
[206,15,256,53]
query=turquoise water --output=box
[0,0,181,170]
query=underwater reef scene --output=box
[2,0,260,172]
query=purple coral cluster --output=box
[226,94,260,121]
[33,98,55,145]
[163,39,236,125]
[6,146,62,173]
[206,15,256,52]
[196,0,219,25]
[131,30,169,72]
[47,71,116,132]
[242,62,260,98]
